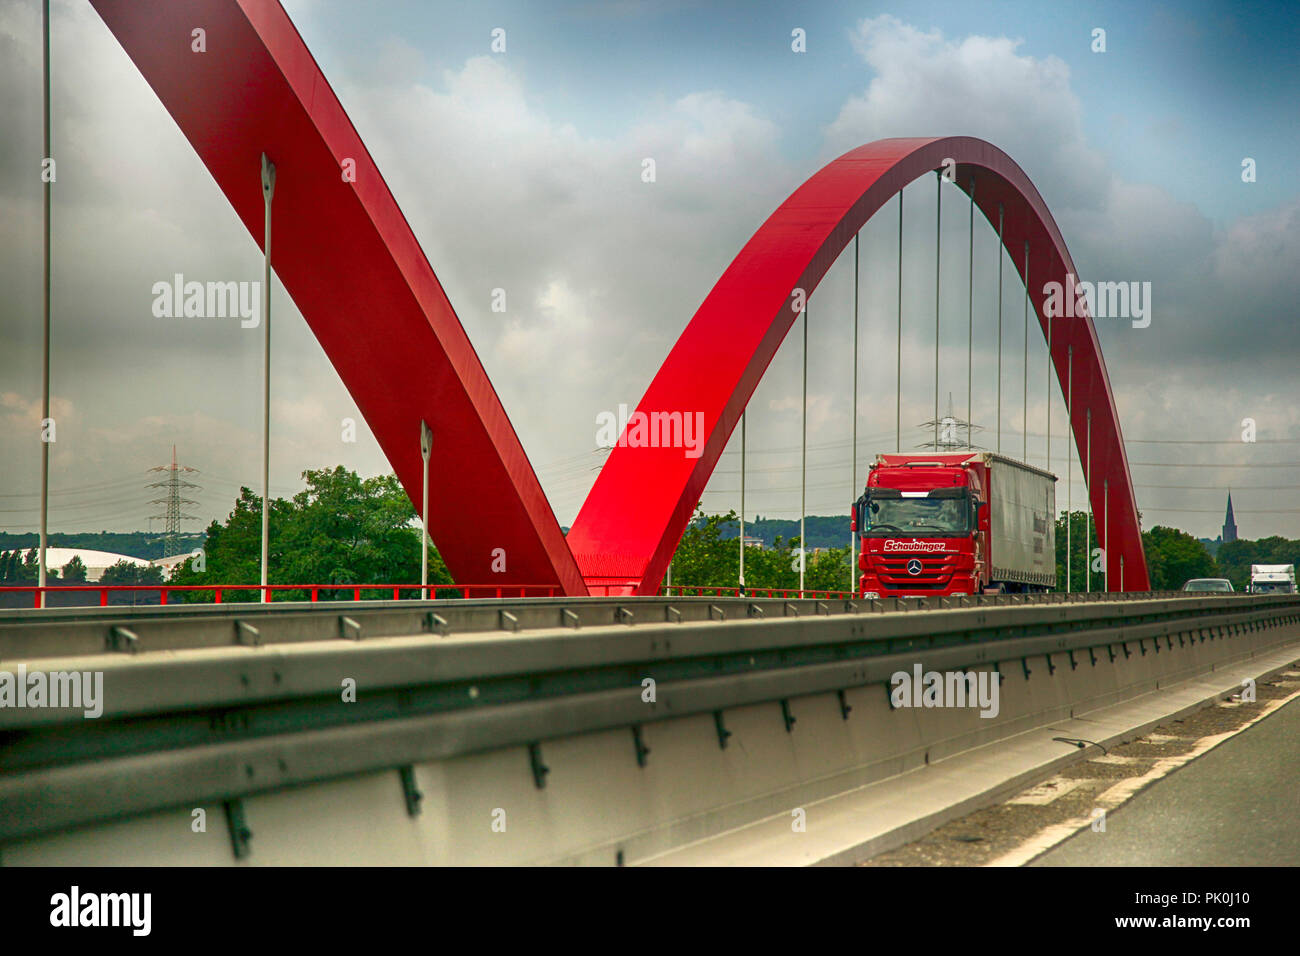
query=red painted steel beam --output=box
[89,0,587,595]
[567,137,1150,594]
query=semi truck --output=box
[1249,564,1296,594]
[852,452,1056,598]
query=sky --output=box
[1,0,1298,543]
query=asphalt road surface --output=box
[1033,696,1300,866]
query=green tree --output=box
[1055,512,1219,592]
[805,546,852,593]
[665,507,853,594]
[669,508,740,589]
[1140,526,1217,590]
[1215,536,1300,592]
[277,468,442,589]
[743,535,801,592]
[1054,511,1101,591]
[60,554,88,583]
[100,560,163,585]
[19,548,38,584]
[169,467,451,601]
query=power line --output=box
[0,494,161,514]
[0,474,150,499]
[1133,483,1300,491]
[1124,437,1300,444]
[1127,460,1300,468]
[1142,507,1300,515]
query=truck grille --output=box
[872,553,958,588]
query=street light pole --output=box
[967,178,974,450]
[421,420,432,594]
[1066,346,1073,593]
[933,171,941,451]
[996,204,1004,453]
[1103,478,1109,592]
[1086,408,1092,593]
[800,302,808,595]
[739,411,745,590]
[38,0,53,607]
[1022,242,1029,462]
[851,232,859,592]
[896,191,903,453]
[259,153,275,602]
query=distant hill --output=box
[0,531,205,561]
[709,514,851,550]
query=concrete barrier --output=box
[2,595,1297,865]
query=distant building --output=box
[40,548,151,583]
[151,552,197,580]
[1222,493,1238,544]
[740,535,765,550]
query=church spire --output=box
[1222,491,1238,543]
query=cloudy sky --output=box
[1,0,1298,543]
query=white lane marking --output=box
[985,686,1300,867]
[1007,776,1091,805]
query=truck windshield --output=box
[862,492,970,535]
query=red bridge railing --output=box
[0,583,560,609]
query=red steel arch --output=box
[92,2,1147,596]
[91,0,588,595]
[567,137,1150,594]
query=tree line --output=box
[0,531,203,561]
[669,509,1231,593]
[1215,537,1300,591]
[0,550,163,585]
[167,466,451,600]
[8,463,1278,598]
[668,509,853,593]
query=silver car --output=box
[1182,578,1234,592]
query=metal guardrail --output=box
[1,592,1297,845]
[0,581,1190,610]
[0,589,1191,658]
[661,585,1187,602]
